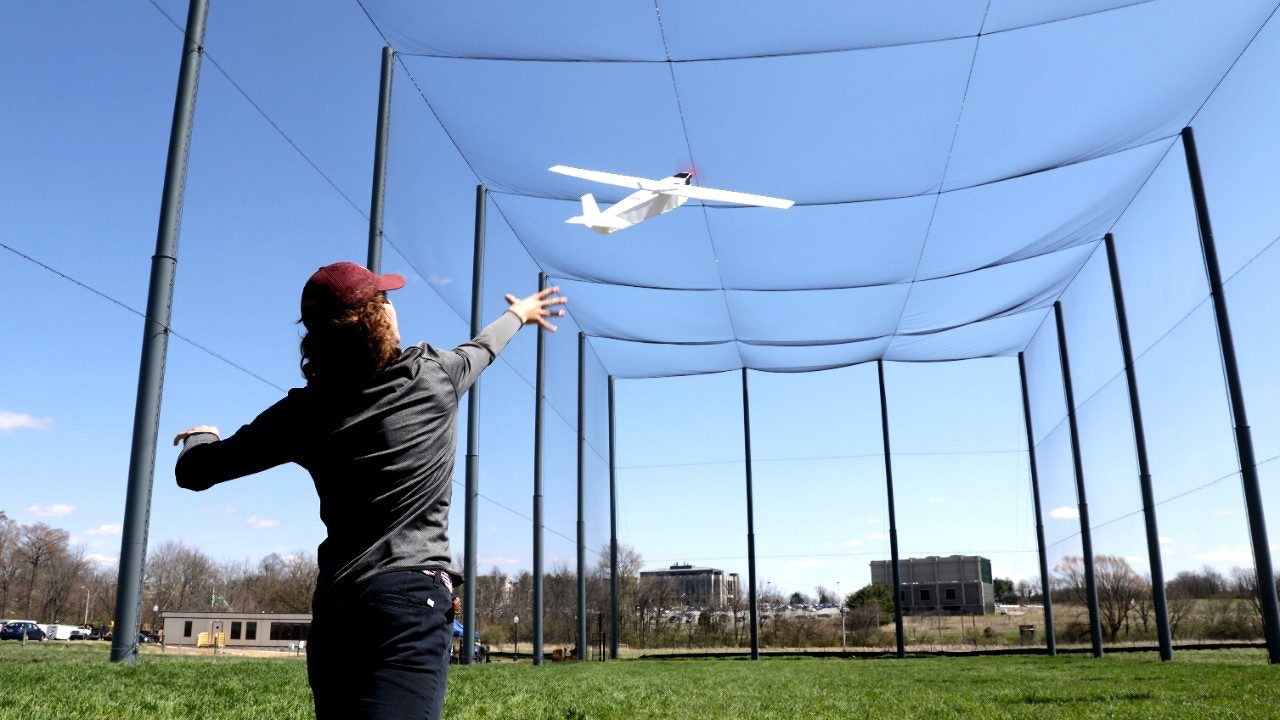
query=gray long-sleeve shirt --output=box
[176,311,522,598]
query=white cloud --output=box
[0,409,52,432]
[1159,535,1175,545]
[84,524,122,536]
[822,539,864,549]
[785,558,826,569]
[1124,555,1147,567]
[245,516,281,529]
[1192,546,1253,563]
[86,554,118,566]
[868,518,882,526]
[1048,506,1079,520]
[1211,509,1238,518]
[427,273,454,288]
[927,496,946,504]
[27,503,75,518]
[866,532,889,541]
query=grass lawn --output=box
[2,642,1278,719]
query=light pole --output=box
[838,581,845,652]
[81,586,92,626]
[513,615,520,657]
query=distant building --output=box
[640,564,740,607]
[870,555,995,615]
[161,611,311,648]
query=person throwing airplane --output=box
[172,261,565,719]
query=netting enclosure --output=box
[8,0,1280,664]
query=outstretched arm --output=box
[442,287,568,396]
[173,396,299,491]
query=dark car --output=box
[138,630,160,644]
[1,622,46,641]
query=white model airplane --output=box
[549,165,794,234]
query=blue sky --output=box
[4,1,1280,623]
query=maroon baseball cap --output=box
[300,261,405,321]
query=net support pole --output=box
[1103,233,1173,661]
[1018,352,1057,656]
[461,185,486,665]
[1054,301,1104,658]
[366,46,393,273]
[878,360,906,658]
[608,376,619,660]
[533,272,548,666]
[741,368,760,660]
[576,332,588,661]
[1182,126,1280,663]
[111,0,209,665]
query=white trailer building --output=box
[161,611,312,649]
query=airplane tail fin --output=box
[566,193,627,233]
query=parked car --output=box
[1,621,47,641]
[138,630,160,644]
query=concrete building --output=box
[161,611,311,648]
[870,555,995,615]
[640,564,740,607]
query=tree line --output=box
[0,511,316,629]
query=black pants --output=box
[308,571,453,719]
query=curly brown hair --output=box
[300,293,401,385]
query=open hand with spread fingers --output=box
[505,286,568,332]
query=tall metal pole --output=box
[1054,301,1104,657]
[111,0,209,665]
[461,185,486,665]
[1018,352,1057,656]
[878,360,906,657]
[741,368,760,660]
[532,272,548,666]
[576,332,588,661]
[1182,127,1280,663]
[366,46,394,273]
[1103,233,1173,661]
[608,376,619,660]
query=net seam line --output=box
[651,0,747,371]
[538,236,1110,293]
[884,2,990,359]
[480,133,1179,208]
[387,0,1160,64]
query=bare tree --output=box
[0,512,20,616]
[1052,556,1086,609]
[16,523,70,617]
[1015,577,1039,603]
[1094,555,1146,642]
[146,540,215,613]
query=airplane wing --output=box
[548,165,651,190]
[659,183,794,209]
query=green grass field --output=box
[2,642,1278,719]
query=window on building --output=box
[920,589,931,601]
[246,622,257,641]
[269,622,311,641]
[231,621,242,640]
[183,621,192,638]
[945,589,957,601]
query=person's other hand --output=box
[505,286,568,332]
[173,425,221,446]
